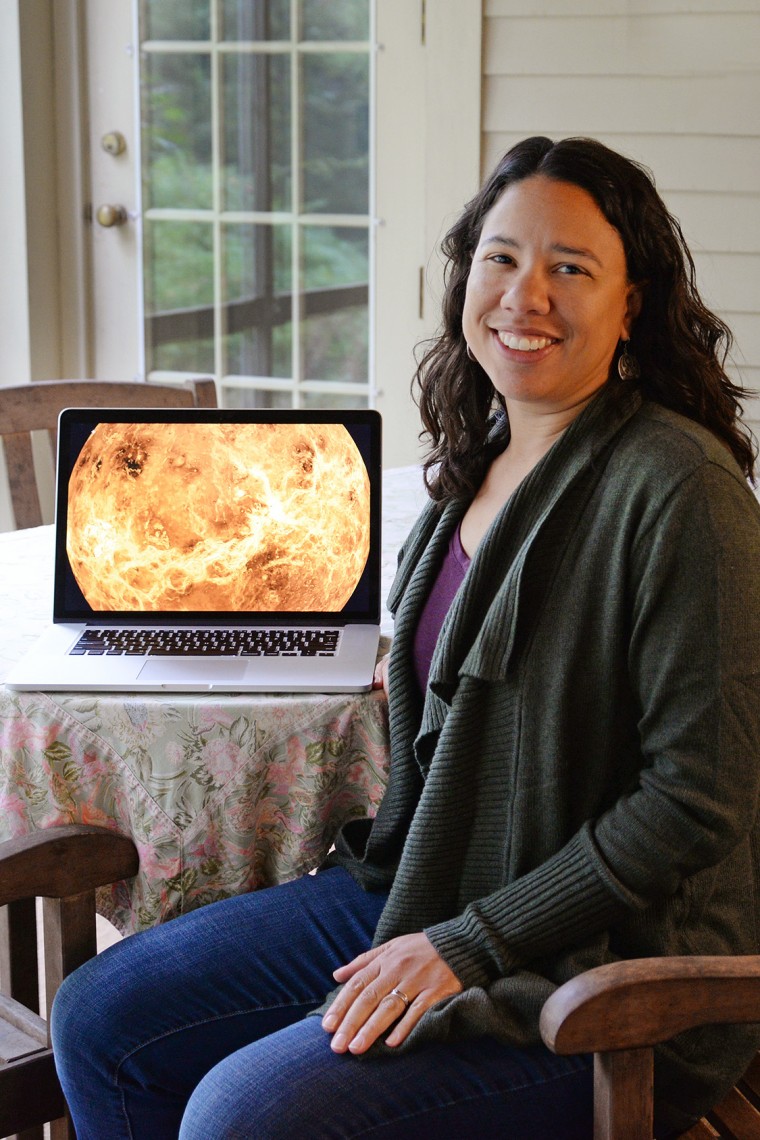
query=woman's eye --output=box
[489,254,514,265]
[557,263,586,276]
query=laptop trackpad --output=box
[138,659,249,685]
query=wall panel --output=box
[485,14,760,77]
[483,75,760,136]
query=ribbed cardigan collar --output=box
[387,380,643,724]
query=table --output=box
[0,467,427,935]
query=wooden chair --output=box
[540,955,760,1140]
[0,825,139,1140]
[0,377,217,529]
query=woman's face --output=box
[462,175,640,412]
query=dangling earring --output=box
[466,343,476,362]
[617,340,640,381]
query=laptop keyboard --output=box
[69,628,342,658]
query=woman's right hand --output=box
[372,652,390,695]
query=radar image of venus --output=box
[66,422,371,611]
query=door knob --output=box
[101,131,127,156]
[96,204,128,228]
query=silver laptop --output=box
[6,407,382,692]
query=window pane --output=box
[302,226,368,383]
[302,54,369,214]
[140,0,210,41]
[221,0,291,40]
[142,53,212,209]
[144,222,215,373]
[223,224,292,378]
[224,387,293,409]
[221,54,291,212]
[301,0,369,41]
[301,392,369,410]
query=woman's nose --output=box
[500,268,551,314]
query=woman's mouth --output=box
[497,331,559,352]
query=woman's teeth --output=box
[498,332,555,351]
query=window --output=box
[139,0,375,409]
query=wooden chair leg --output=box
[594,1048,654,1140]
[0,900,40,1013]
[49,1112,75,1140]
[42,892,97,1020]
[1,902,44,1140]
[41,894,96,1139]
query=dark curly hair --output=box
[415,135,756,501]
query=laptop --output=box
[5,407,382,693]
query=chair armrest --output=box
[0,825,139,907]
[540,956,760,1055]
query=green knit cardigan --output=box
[330,380,760,1131]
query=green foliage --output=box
[140,0,209,41]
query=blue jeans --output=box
[51,867,595,1138]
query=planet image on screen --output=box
[66,422,371,611]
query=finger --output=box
[327,977,388,1052]
[335,987,410,1055]
[322,961,382,1032]
[385,996,427,1047]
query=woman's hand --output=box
[321,932,462,1054]
[372,652,390,695]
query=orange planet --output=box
[67,422,370,611]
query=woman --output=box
[52,137,760,1138]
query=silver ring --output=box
[389,987,410,1010]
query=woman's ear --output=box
[622,283,644,339]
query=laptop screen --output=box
[52,408,382,625]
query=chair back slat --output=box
[705,1082,760,1139]
[3,432,43,529]
[744,1052,760,1099]
[678,1120,720,1139]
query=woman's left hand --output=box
[321,932,462,1054]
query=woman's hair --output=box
[415,135,756,500]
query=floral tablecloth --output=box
[0,467,427,933]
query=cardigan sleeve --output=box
[424,461,760,989]
[595,462,760,890]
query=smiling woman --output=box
[51,137,760,1140]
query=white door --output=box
[80,0,481,467]
[84,0,142,382]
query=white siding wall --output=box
[482,0,760,443]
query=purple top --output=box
[412,524,471,693]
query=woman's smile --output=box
[492,329,561,356]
